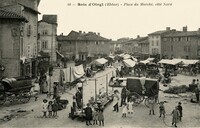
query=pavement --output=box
[0,68,200,127]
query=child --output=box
[48,101,53,118]
[177,102,183,121]
[97,104,104,126]
[122,103,128,117]
[52,100,58,118]
[42,99,48,118]
[127,99,134,115]
[92,108,98,125]
[149,97,155,115]
[159,102,165,118]
[172,106,180,127]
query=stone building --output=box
[109,38,129,54]
[0,0,40,77]
[0,10,28,77]
[148,27,175,59]
[162,27,200,59]
[38,15,58,64]
[57,31,110,61]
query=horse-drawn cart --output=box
[0,77,33,105]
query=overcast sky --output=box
[38,0,200,40]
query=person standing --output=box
[120,87,127,107]
[149,97,155,115]
[97,104,104,126]
[159,102,165,118]
[75,89,82,109]
[52,100,58,118]
[53,82,59,99]
[42,99,48,118]
[194,86,199,102]
[171,106,180,127]
[177,102,183,122]
[122,103,128,117]
[113,90,120,112]
[85,103,93,126]
[127,99,134,115]
[47,101,53,118]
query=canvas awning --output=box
[146,58,155,62]
[95,58,108,65]
[140,60,150,64]
[181,60,199,65]
[158,59,182,65]
[73,64,85,79]
[123,59,136,67]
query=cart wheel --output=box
[0,92,6,105]
[144,98,150,108]
[20,92,31,103]
[130,92,143,105]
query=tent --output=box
[146,58,155,62]
[123,59,136,67]
[181,60,199,65]
[73,64,85,79]
[158,59,182,65]
[95,58,108,65]
[140,60,150,64]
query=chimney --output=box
[198,28,200,32]
[97,33,100,36]
[166,27,170,31]
[172,29,176,32]
[137,35,140,38]
[183,26,187,32]
[83,31,86,34]
[79,31,82,34]
[60,33,63,36]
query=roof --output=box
[164,31,200,37]
[123,36,148,44]
[18,3,41,14]
[39,15,57,24]
[57,30,109,41]
[148,30,168,35]
[123,59,136,67]
[0,9,28,22]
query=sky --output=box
[38,0,200,40]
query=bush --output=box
[163,85,188,94]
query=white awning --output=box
[123,59,136,67]
[158,59,182,65]
[140,60,150,64]
[146,58,155,61]
[95,58,108,65]
[181,60,199,65]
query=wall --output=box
[38,22,57,63]
[162,36,200,59]
[149,35,161,55]
[0,20,21,77]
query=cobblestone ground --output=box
[0,68,200,128]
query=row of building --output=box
[110,26,200,60]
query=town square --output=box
[1,0,200,128]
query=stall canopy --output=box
[123,59,136,67]
[73,64,85,79]
[158,59,182,65]
[131,57,138,62]
[146,58,155,62]
[95,58,108,65]
[181,60,199,65]
[139,60,150,64]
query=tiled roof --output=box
[39,15,57,24]
[0,9,28,22]
[123,36,148,44]
[18,3,41,14]
[164,31,200,37]
[57,30,109,41]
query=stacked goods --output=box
[163,85,188,94]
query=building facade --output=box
[162,27,200,59]
[0,10,27,78]
[0,0,40,77]
[57,31,110,61]
[38,15,58,64]
[148,27,175,59]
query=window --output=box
[186,37,191,41]
[95,41,99,45]
[152,41,154,46]
[42,30,48,35]
[42,40,48,49]
[101,42,104,45]
[178,37,181,41]
[156,41,159,46]
[198,50,200,56]
[27,25,31,36]
[171,45,173,51]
